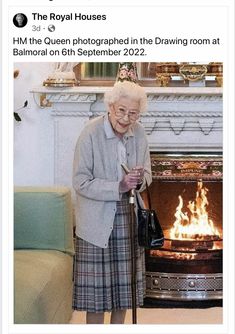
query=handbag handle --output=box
[136,179,152,210]
[145,182,152,210]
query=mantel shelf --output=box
[31,86,223,96]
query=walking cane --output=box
[121,164,137,324]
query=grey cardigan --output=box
[73,114,152,248]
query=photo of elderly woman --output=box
[13,13,27,28]
[13,62,223,326]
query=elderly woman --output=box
[72,81,152,324]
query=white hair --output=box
[104,81,147,113]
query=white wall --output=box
[14,62,55,186]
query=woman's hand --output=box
[132,166,145,184]
[119,165,144,193]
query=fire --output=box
[170,181,220,240]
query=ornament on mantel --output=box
[43,62,79,87]
[116,63,138,83]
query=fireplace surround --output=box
[31,86,223,187]
[31,85,223,306]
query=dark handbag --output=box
[137,182,164,249]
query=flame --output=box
[170,181,220,240]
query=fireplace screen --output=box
[144,154,222,303]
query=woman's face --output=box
[16,14,24,26]
[108,96,140,137]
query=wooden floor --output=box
[70,307,222,324]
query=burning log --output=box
[170,181,220,241]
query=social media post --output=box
[8,5,228,62]
[9,62,226,334]
[1,2,235,334]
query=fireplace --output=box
[31,84,223,305]
[144,153,223,306]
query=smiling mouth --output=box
[117,121,130,128]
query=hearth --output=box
[143,153,223,306]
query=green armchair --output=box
[14,187,74,324]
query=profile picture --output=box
[13,13,28,28]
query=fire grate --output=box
[146,272,222,301]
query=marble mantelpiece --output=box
[31,86,222,186]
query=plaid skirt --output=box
[72,197,145,313]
